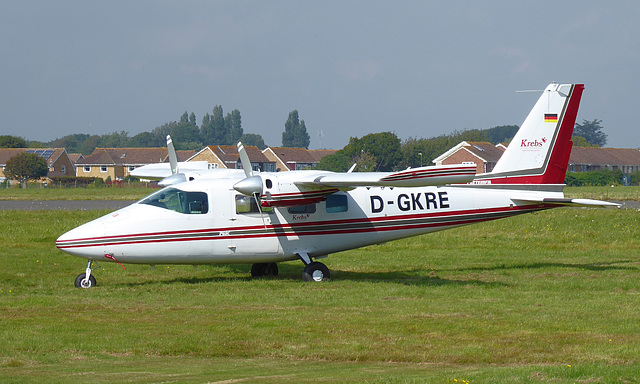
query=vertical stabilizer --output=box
[476,83,584,184]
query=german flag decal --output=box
[544,113,558,123]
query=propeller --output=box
[234,142,268,230]
[233,142,263,196]
[158,135,186,187]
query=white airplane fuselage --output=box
[56,176,560,265]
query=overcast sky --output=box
[1,1,638,149]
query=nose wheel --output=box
[74,260,96,288]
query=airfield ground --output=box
[0,186,638,383]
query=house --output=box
[433,141,506,174]
[262,147,338,171]
[75,148,196,181]
[435,141,640,177]
[0,148,75,182]
[568,147,640,174]
[67,153,85,173]
[188,145,276,172]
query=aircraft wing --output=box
[294,164,477,188]
[130,161,209,179]
[510,196,620,208]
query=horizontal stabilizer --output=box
[511,196,619,208]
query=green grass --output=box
[2,185,639,202]
[1,207,639,383]
[564,185,640,201]
[0,185,155,200]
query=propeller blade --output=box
[167,135,179,175]
[237,142,253,178]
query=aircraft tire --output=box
[302,262,330,282]
[251,263,278,278]
[265,262,278,277]
[74,273,96,288]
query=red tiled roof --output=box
[463,142,506,162]
[569,147,640,166]
[0,148,67,166]
[76,148,196,165]
[207,145,270,165]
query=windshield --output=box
[139,188,209,214]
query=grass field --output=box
[0,186,154,201]
[2,185,640,202]
[1,205,639,383]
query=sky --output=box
[1,1,639,150]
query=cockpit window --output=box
[140,188,208,214]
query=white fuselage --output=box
[56,177,561,265]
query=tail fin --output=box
[476,83,584,184]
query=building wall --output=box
[76,165,123,180]
[49,155,75,178]
[262,150,289,171]
[441,149,484,173]
[189,150,226,168]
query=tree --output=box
[574,119,607,147]
[282,110,310,148]
[129,131,157,147]
[316,151,351,172]
[341,132,402,171]
[239,133,266,149]
[225,109,243,145]
[201,105,227,145]
[172,111,202,149]
[0,135,27,148]
[484,125,518,144]
[4,152,48,187]
[98,131,130,148]
[571,135,596,148]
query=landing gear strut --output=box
[74,260,96,288]
[251,262,279,277]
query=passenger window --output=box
[288,204,316,214]
[140,188,208,214]
[235,195,272,214]
[326,194,348,213]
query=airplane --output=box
[56,83,618,288]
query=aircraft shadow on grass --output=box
[116,264,509,288]
[442,260,638,273]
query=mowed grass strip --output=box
[0,186,154,201]
[2,185,639,201]
[0,207,639,383]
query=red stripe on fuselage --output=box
[56,204,551,250]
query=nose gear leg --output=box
[74,259,97,288]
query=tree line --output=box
[1,114,607,173]
[0,107,311,155]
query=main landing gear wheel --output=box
[302,262,330,282]
[74,273,96,288]
[251,262,279,278]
